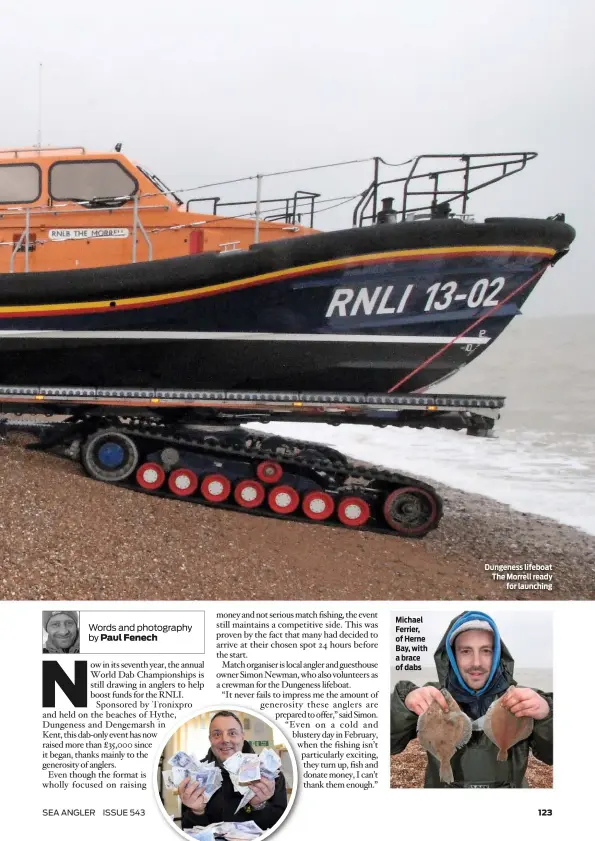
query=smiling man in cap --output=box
[42,611,80,653]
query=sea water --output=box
[251,314,595,535]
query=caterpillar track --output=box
[23,417,441,537]
[0,385,505,539]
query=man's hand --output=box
[247,777,275,807]
[178,778,207,815]
[404,686,449,715]
[500,687,550,720]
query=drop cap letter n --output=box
[42,661,88,707]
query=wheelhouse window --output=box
[0,163,41,203]
[49,160,138,201]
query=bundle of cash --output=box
[167,751,223,802]
[223,748,281,784]
[223,752,261,784]
[222,748,283,813]
[185,830,216,841]
[216,821,262,840]
[185,822,262,841]
[222,752,247,777]
[258,748,282,781]
[221,752,254,811]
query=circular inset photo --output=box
[155,706,298,841]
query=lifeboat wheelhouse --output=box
[0,146,313,273]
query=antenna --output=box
[37,62,43,149]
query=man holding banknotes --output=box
[179,711,288,830]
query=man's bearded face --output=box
[454,630,494,690]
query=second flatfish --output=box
[482,689,534,760]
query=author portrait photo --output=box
[42,610,80,654]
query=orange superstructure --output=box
[0,146,315,273]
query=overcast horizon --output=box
[1,0,593,315]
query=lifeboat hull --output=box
[0,218,575,393]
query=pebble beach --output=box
[1,433,593,601]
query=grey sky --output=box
[1,0,593,314]
[392,609,553,668]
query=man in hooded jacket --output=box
[179,711,288,830]
[390,610,553,787]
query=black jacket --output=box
[390,612,553,788]
[182,741,287,830]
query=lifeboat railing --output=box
[9,209,32,273]
[150,151,537,233]
[131,196,153,263]
[1,151,540,270]
[186,190,321,228]
[0,146,86,159]
[352,152,538,225]
[2,196,175,271]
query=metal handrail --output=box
[2,151,541,271]
[291,191,320,228]
[186,189,320,227]
[353,152,537,225]
[5,200,158,271]
[0,202,171,220]
[131,196,153,263]
[9,209,31,273]
[0,146,86,158]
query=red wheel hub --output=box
[302,490,335,521]
[168,468,198,497]
[136,462,166,491]
[234,479,265,509]
[337,496,370,527]
[268,485,300,514]
[256,460,283,484]
[200,473,231,503]
[383,486,439,536]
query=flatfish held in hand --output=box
[483,689,534,761]
[417,689,472,784]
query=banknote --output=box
[184,829,216,841]
[224,749,281,782]
[204,766,223,800]
[259,748,281,780]
[171,766,191,787]
[185,823,261,841]
[221,752,244,775]
[167,755,223,801]
[192,768,213,788]
[237,755,261,784]
[225,748,283,813]
[220,822,262,840]
[162,771,177,790]
[169,751,200,772]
